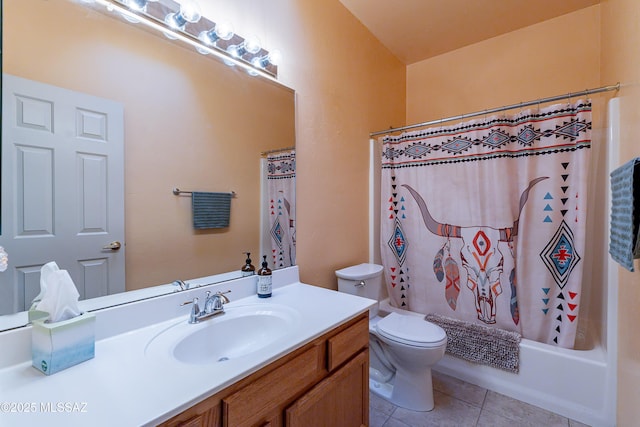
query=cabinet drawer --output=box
[222,343,325,427]
[327,314,368,371]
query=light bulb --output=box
[198,21,234,47]
[179,0,201,23]
[267,49,282,66]
[244,35,261,55]
[251,56,265,68]
[165,0,201,30]
[227,44,242,58]
[251,49,282,69]
[125,0,147,12]
[215,21,234,41]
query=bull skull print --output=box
[403,177,547,324]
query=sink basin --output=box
[145,303,302,365]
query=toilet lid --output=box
[376,312,447,348]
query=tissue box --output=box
[28,308,49,323]
[31,312,96,375]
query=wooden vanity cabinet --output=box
[159,312,369,427]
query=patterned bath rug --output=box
[425,313,521,373]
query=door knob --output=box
[102,241,122,250]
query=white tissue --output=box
[35,262,82,323]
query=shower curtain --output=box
[266,150,296,269]
[380,101,591,348]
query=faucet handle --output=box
[212,296,224,311]
[173,279,189,291]
[181,297,200,323]
[216,290,231,304]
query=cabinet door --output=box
[223,344,325,427]
[285,350,368,427]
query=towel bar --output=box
[173,188,236,198]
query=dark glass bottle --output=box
[241,252,255,277]
[257,256,272,298]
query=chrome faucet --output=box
[181,290,231,324]
[172,279,190,291]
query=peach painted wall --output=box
[600,0,640,424]
[190,0,407,288]
[4,0,295,290]
[406,6,602,124]
[206,0,407,288]
[405,6,609,342]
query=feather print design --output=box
[433,247,445,282]
[509,268,519,325]
[444,256,460,310]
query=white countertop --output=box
[0,267,375,426]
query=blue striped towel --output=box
[192,192,232,229]
[609,158,640,271]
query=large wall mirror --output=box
[0,0,296,327]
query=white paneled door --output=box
[0,75,125,315]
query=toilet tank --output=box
[335,263,386,318]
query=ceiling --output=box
[339,0,600,64]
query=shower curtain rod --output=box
[370,82,620,137]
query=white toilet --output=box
[336,263,447,411]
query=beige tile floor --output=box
[369,370,592,427]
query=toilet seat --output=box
[376,312,447,348]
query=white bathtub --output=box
[378,298,615,426]
[434,335,613,426]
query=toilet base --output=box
[369,367,435,412]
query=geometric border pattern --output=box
[381,101,592,169]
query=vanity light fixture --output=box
[79,0,281,79]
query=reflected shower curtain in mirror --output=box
[266,150,296,268]
[380,101,592,348]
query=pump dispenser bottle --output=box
[256,255,272,298]
[241,252,255,276]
